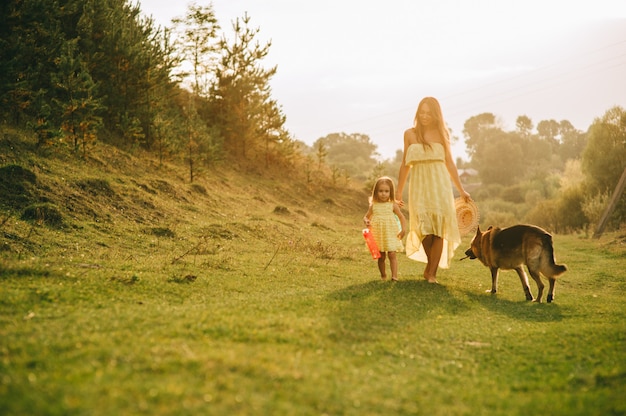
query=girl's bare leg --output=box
[377,252,387,280]
[388,251,398,281]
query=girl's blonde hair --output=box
[412,96,450,147]
[370,176,397,203]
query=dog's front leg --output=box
[514,267,534,301]
[489,267,499,294]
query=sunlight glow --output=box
[139,0,626,159]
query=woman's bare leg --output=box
[421,234,442,283]
[426,236,443,283]
[421,235,433,280]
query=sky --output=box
[138,0,626,161]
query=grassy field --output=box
[1,136,625,415]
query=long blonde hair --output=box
[369,176,397,204]
[412,97,450,147]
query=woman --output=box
[396,97,471,283]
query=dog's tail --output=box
[542,234,567,277]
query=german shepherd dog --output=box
[463,225,567,303]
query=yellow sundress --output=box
[370,201,404,252]
[404,143,460,268]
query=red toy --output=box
[363,228,381,259]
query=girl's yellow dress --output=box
[404,143,460,268]
[370,201,404,252]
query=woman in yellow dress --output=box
[396,97,471,283]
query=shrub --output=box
[501,184,526,203]
[555,186,588,233]
[525,199,560,232]
[474,183,504,200]
[480,210,518,229]
[149,227,176,238]
[75,178,115,197]
[0,165,38,210]
[582,191,610,227]
[273,206,290,215]
[21,203,64,227]
[0,164,37,183]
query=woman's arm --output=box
[443,140,471,200]
[396,129,412,205]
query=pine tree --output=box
[210,13,291,165]
[172,3,220,97]
[52,39,103,155]
[77,0,176,149]
[0,0,67,128]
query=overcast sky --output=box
[139,0,626,160]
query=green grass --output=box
[1,136,625,415]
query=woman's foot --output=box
[424,273,438,284]
[381,275,387,281]
[391,276,398,282]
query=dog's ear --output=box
[487,225,493,230]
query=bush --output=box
[480,210,518,229]
[525,199,560,232]
[524,187,588,234]
[581,191,609,225]
[478,199,526,228]
[474,183,504,201]
[0,164,37,184]
[149,227,176,238]
[21,203,64,227]
[524,189,543,206]
[0,165,38,210]
[486,199,525,218]
[556,186,588,233]
[501,184,526,204]
[75,178,115,197]
[273,206,290,215]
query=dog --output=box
[463,224,567,303]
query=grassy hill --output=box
[0,129,367,269]
[1,129,625,415]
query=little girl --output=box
[363,176,407,281]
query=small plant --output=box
[167,274,197,283]
[273,205,290,215]
[75,178,115,197]
[20,203,64,227]
[149,227,176,238]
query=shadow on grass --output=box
[326,279,471,343]
[461,289,565,322]
[326,278,567,344]
[0,264,59,279]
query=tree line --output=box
[1,0,624,233]
[462,109,626,233]
[311,106,625,234]
[0,0,295,179]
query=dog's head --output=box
[464,246,477,259]
[463,225,491,261]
